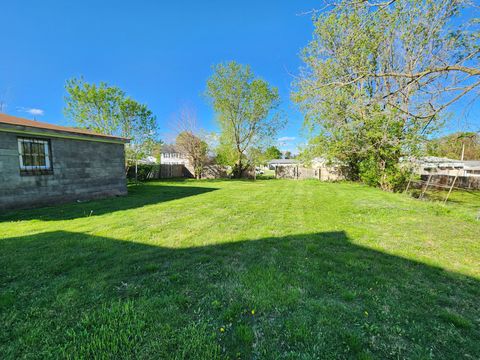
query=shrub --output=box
[126,164,156,182]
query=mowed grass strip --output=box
[0,180,479,359]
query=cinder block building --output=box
[0,114,129,211]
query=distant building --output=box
[412,156,480,176]
[267,159,299,170]
[160,144,190,166]
[268,157,345,181]
[464,161,480,175]
[139,155,158,164]
[311,157,345,181]
[410,156,480,190]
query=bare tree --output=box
[303,0,479,124]
[173,107,209,179]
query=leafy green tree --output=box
[206,61,285,178]
[427,132,480,160]
[293,0,479,191]
[64,77,158,169]
[264,146,282,160]
[214,139,239,167]
[119,98,157,165]
[64,78,125,135]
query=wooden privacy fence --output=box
[127,164,190,181]
[127,164,229,180]
[157,164,188,178]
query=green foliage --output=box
[64,77,158,163]
[293,0,478,191]
[126,164,156,182]
[206,61,285,177]
[439,310,473,329]
[427,132,480,160]
[64,77,125,135]
[264,146,282,160]
[214,135,240,167]
[358,155,411,192]
[120,98,158,163]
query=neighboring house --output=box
[410,156,480,190]
[460,160,480,176]
[412,156,480,177]
[268,159,299,170]
[0,114,129,211]
[311,157,345,181]
[160,144,190,166]
[139,155,158,164]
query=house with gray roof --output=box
[267,159,299,169]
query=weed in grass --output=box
[439,310,473,329]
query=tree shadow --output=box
[0,231,478,359]
[0,184,217,222]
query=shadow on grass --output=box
[0,184,217,222]
[0,230,478,359]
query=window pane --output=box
[38,154,46,166]
[23,141,30,155]
[24,142,33,166]
[18,138,51,170]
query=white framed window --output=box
[17,137,52,173]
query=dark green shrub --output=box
[126,164,155,182]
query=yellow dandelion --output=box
[220,327,225,332]
[251,309,255,315]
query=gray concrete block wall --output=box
[0,131,127,211]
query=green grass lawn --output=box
[1,180,479,359]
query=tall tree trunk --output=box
[233,157,244,178]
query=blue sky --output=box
[1,1,478,153]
